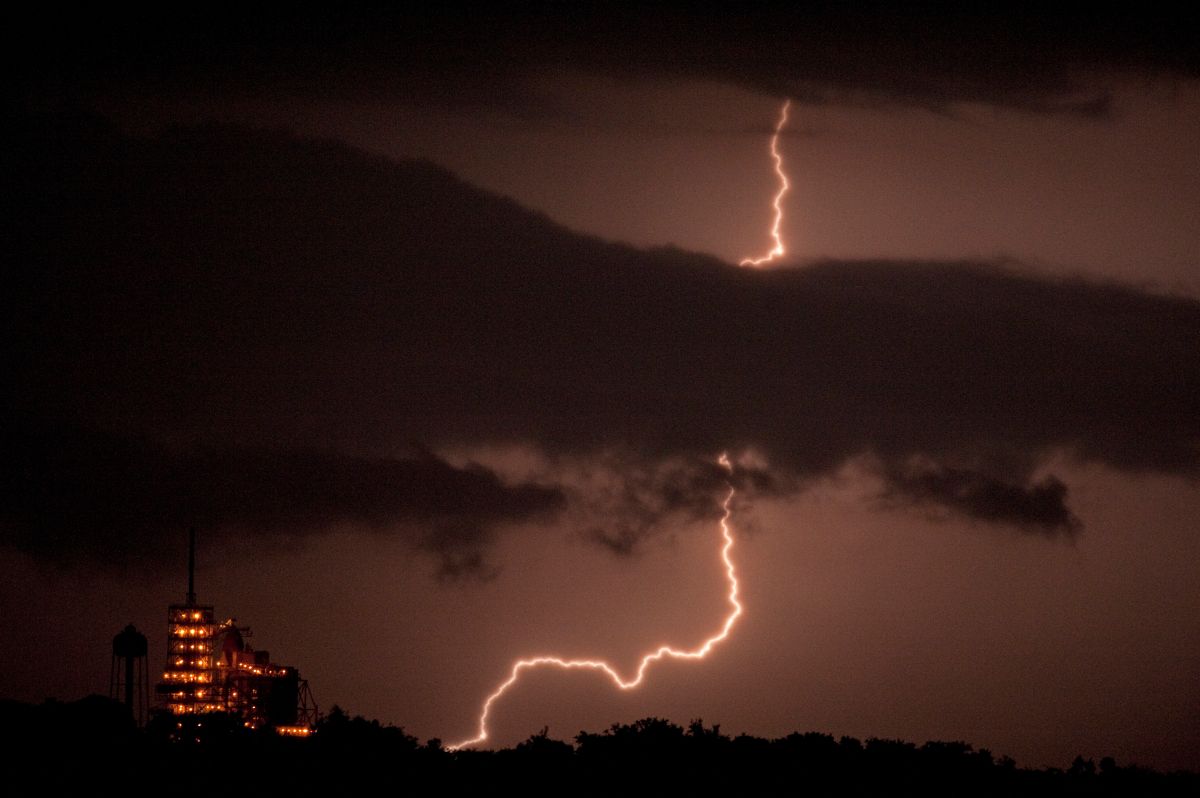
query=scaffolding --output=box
[154,529,318,733]
[212,622,319,733]
[158,604,223,714]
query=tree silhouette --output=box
[0,699,1195,795]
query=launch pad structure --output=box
[155,528,318,736]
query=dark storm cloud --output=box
[0,416,563,574]
[10,4,1199,116]
[578,456,783,555]
[6,116,1199,560]
[883,463,1081,535]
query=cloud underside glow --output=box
[4,117,1198,573]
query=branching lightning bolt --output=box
[446,453,742,751]
[739,99,792,267]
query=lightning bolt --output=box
[739,99,792,267]
[446,452,742,750]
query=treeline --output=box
[2,697,1195,796]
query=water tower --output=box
[111,623,150,726]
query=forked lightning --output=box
[446,453,742,750]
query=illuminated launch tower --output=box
[154,528,319,734]
[157,528,223,715]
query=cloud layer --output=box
[0,416,563,576]
[14,6,1200,115]
[6,116,1198,563]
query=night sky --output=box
[5,5,1198,770]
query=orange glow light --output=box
[739,99,792,268]
[446,453,743,750]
